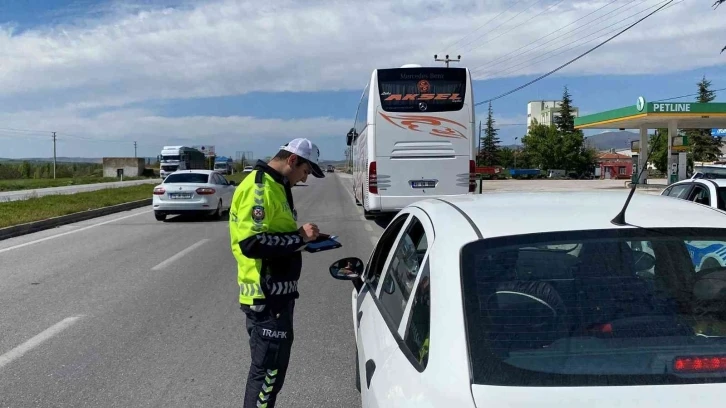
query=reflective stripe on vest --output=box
[268,281,298,295]
[240,283,263,297]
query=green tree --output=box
[648,129,669,173]
[497,147,515,168]
[682,76,722,161]
[554,86,576,134]
[479,102,501,166]
[522,121,562,170]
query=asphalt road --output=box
[0,179,160,202]
[0,172,381,407]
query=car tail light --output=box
[674,356,726,373]
[369,161,377,194]
[469,160,476,193]
[196,187,216,195]
[153,187,165,195]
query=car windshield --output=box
[163,173,210,184]
[461,227,726,387]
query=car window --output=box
[365,214,408,291]
[378,217,428,328]
[163,173,210,184]
[403,259,430,370]
[666,184,691,199]
[689,184,711,206]
[460,227,726,387]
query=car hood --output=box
[471,383,725,408]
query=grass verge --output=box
[225,172,250,185]
[0,184,154,229]
[0,177,146,192]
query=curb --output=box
[0,199,152,241]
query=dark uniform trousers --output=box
[241,300,295,408]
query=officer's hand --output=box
[299,223,319,242]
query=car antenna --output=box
[611,130,663,226]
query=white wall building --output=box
[527,100,580,132]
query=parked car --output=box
[152,170,235,221]
[660,178,726,211]
[329,192,726,407]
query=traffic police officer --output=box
[229,138,325,408]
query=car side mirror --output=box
[330,257,364,280]
[632,251,655,272]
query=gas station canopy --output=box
[574,98,726,130]
[574,97,726,185]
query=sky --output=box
[0,0,724,161]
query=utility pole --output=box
[434,54,461,68]
[134,141,137,158]
[52,132,57,179]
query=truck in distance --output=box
[158,146,207,179]
[213,156,234,175]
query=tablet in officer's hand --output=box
[304,235,342,253]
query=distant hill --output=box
[584,131,639,151]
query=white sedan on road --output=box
[330,192,726,407]
[152,170,236,221]
[661,177,726,212]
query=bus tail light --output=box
[369,161,378,194]
[469,160,476,193]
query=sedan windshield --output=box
[164,173,210,184]
[461,228,726,387]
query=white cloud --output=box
[0,0,723,158]
[0,0,722,109]
[0,108,350,158]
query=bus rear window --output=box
[377,67,466,113]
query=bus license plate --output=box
[410,180,436,189]
[169,193,192,199]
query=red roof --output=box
[597,152,631,160]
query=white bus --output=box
[348,64,476,219]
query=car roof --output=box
[414,191,726,239]
[674,178,726,187]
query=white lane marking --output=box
[364,224,373,232]
[151,239,210,271]
[0,209,152,255]
[0,315,83,370]
[370,236,379,246]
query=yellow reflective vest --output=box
[229,161,305,306]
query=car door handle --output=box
[357,311,363,328]
[365,359,376,389]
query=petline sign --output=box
[652,103,692,112]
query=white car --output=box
[152,170,236,221]
[330,192,726,407]
[661,177,726,212]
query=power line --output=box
[470,0,634,75]
[441,0,524,53]
[654,87,726,102]
[465,0,567,55]
[474,0,675,106]
[480,1,665,80]
[456,0,550,53]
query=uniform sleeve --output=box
[229,175,306,259]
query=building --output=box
[103,157,145,178]
[595,150,633,180]
[527,100,580,132]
